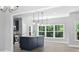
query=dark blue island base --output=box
[19,36,44,50]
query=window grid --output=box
[46,25,54,37]
[54,24,64,38]
[38,25,45,36]
[37,24,64,39]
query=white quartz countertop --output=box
[21,35,44,37]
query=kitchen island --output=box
[19,36,44,50]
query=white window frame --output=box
[37,24,65,39]
[54,24,65,39]
[45,24,54,38]
[75,22,79,41]
[37,24,46,37]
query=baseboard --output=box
[44,40,68,44]
[68,45,79,47]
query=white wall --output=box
[3,13,13,51]
[0,13,5,51]
[34,17,69,43]
[68,12,79,46]
[34,11,79,46]
[0,12,13,51]
[21,14,33,36]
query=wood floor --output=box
[14,41,79,52]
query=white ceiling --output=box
[43,6,79,18]
[14,6,79,19]
[14,6,79,15]
[13,6,51,14]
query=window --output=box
[76,23,79,40]
[39,26,45,36]
[76,24,79,32]
[38,24,64,38]
[39,26,45,31]
[46,25,53,37]
[55,25,64,37]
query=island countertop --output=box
[20,36,44,37]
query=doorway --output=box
[13,17,22,52]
